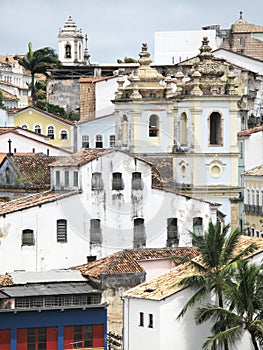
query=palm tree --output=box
[172,221,258,349]
[195,260,263,350]
[14,42,60,106]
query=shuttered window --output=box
[57,219,67,243]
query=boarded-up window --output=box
[90,219,102,244]
[91,173,103,190]
[133,218,146,248]
[132,172,143,190]
[112,172,124,190]
[22,229,34,246]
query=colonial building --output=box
[122,236,263,350]
[0,149,218,273]
[242,165,263,237]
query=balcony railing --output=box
[244,204,263,216]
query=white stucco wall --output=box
[0,151,216,273]
[243,131,263,171]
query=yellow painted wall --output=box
[14,108,73,151]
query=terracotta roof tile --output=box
[232,23,263,33]
[123,236,263,300]
[242,165,263,176]
[73,247,199,278]
[0,273,13,287]
[238,125,263,137]
[8,154,61,189]
[0,190,78,216]
[50,149,115,167]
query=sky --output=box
[1,0,263,64]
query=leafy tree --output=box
[195,260,263,350]
[14,42,60,106]
[117,56,138,63]
[0,90,4,107]
[172,221,257,350]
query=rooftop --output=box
[73,247,199,278]
[123,236,263,301]
[242,165,263,177]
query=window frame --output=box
[34,124,42,134]
[131,172,143,190]
[90,219,102,244]
[91,172,103,190]
[95,134,103,148]
[57,219,67,243]
[209,112,222,146]
[112,172,124,190]
[149,114,159,137]
[22,229,35,246]
[60,130,68,140]
[82,135,89,149]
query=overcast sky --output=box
[1,0,263,64]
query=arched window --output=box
[193,217,203,238]
[209,112,222,145]
[5,167,10,184]
[121,115,128,146]
[133,218,146,248]
[47,126,54,139]
[60,130,68,140]
[21,124,28,129]
[149,114,159,137]
[65,44,71,58]
[180,112,188,146]
[35,125,41,134]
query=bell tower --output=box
[58,16,86,66]
[114,43,175,154]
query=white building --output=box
[0,149,218,273]
[122,236,263,350]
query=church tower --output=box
[58,16,89,66]
[173,37,241,226]
[114,43,175,154]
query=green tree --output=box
[195,260,263,350]
[172,221,257,349]
[14,42,60,106]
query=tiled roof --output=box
[50,149,116,167]
[0,89,19,101]
[123,236,263,300]
[232,23,263,33]
[242,165,263,177]
[0,273,13,287]
[73,247,199,278]
[238,125,263,137]
[15,106,75,125]
[0,190,78,216]
[7,154,61,189]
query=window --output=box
[256,190,260,206]
[132,172,143,190]
[112,172,124,190]
[35,125,41,134]
[27,327,46,350]
[167,218,178,246]
[60,130,68,140]
[148,314,153,328]
[95,135,103,148]
[90,219,102,244]
[56,171,60,186]
[251,189,255,205]
[65,44,71,58]
[65,171,69,187]
[133,218,146,248]
[91,173,103,190]
[82,135,89,148]
[73,171,78,187]
[47,126,54,139]
[193,217,203,237]
[22,229,34,246]
[57,219,67,243]
[149,114,159,137]
[21,124,28,129]
[5,167,10,184]
[209,112,222,145]
[73,325,92,348]
[180,112,188,146]
[122,115,128,146]
[109,135,115,147]
[247,189,250,204]
[139,312,144,327]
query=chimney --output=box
[8,139,13,155]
